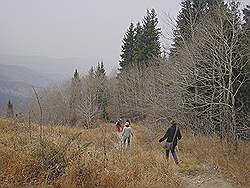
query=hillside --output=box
[0,63,68,115]
[0,118,248,187]
[0,80,31,115]
[0,64,66,87]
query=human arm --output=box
[177,128,182,140]
[121,127,125,136]
[159,129,169,143]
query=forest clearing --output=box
[0,118,249,187]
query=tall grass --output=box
[178,131,250,187]
[0,118,249,187]
[0,118,182,187]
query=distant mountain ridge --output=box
[0,64,57,115]
[0,54,93,115]
[0,55,90,77]
[0,62,69,115]
[0,64,60,88]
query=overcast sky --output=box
[0,0,248,73]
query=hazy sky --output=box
[0,0,248,73]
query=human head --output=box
[125,120,131,125]
[171,120,177,126]
[125,122,130,127]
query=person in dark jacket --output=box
[159,120,182,164]
[115,118,122,132]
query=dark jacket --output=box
[159,125,182,147]
[115,120,121,127]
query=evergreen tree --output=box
[181,1,248,135]
[119,9,161,70]
[7,100,14,118]
[242,5,250,67]
[170,0,196,55]
[120,23,135,71]
[69,69,81,125]
[99,61,108,120]
[243,5,250,27]
[93,62,109,120]
[238,5,250,113]
[100,61,106,78]
[133,22,144,65]
[73,69,80,80]
[242,5,250,63]
[140,9,161,65]
[95,61,106,78]
[88,66,95,78]
[170,0,224,56]
[96,62,100,77]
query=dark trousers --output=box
[164,146,178,161]
[123,136,131,146]
[116,125,122,132]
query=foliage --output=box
[119,9,161,72]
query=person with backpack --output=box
[122,120,133,147]
[159,120,182,164]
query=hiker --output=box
[122,121,133,147]
[115,118,122,132]
[159,120,182,164]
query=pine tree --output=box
[88,66,95,78]
[170,0,224,56]
[133,22,144,65]
[99,61,108,120]
[243,5,250,27]
[95,61,106,79]
[93,62,109,120]
[73,69,80,80]
[140,9,161,65]
[119,9,161,70]
[181,1,248,135]
[242,5,250,63]
[100,61,106,78]
[95,62,101,77]
[69,69,81,125]
[120,23,135,71]
[242,5,250,66]
[7,100,14,118]
[238,5,250,113]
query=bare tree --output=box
[77,75,99,128]
[169,3,249,147]
[28,82,71,125]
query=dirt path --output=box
[176,164,236,188]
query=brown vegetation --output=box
[0,118,249,187]
[0,118,182,187]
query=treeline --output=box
[28,1,249,145]
[29,62,109,128]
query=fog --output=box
[0,0,248,75]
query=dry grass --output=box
[178,131,250,187]
[0,118,182,188]
[0,118,249,187]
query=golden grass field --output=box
[0,118,249,187]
